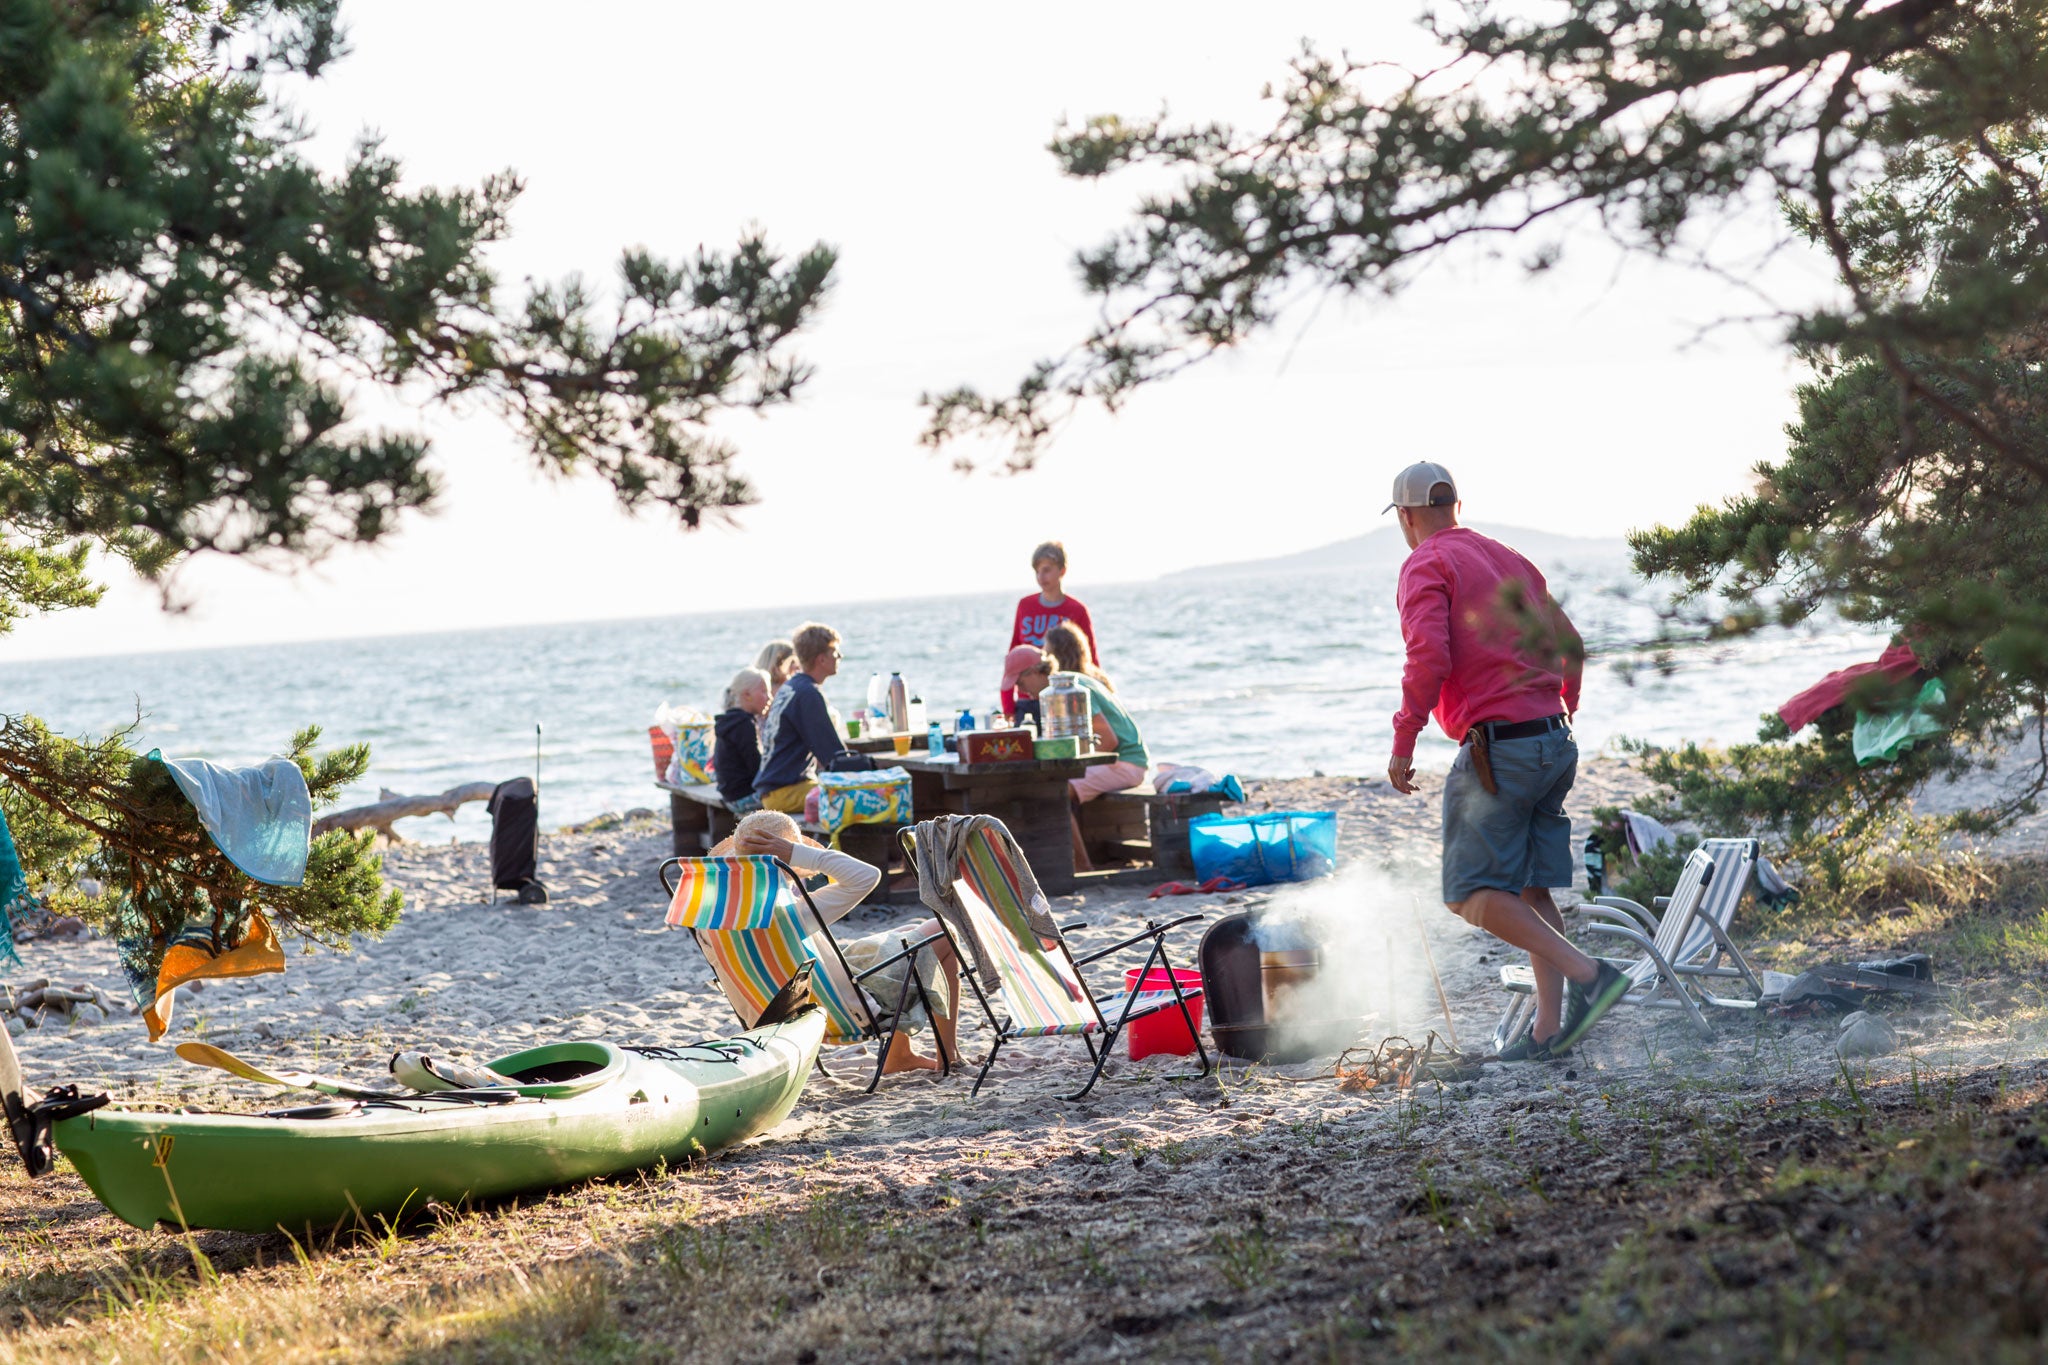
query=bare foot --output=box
[879,1034,941,1075]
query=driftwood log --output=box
[313,781,498,840]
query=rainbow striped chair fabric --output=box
[658,854,951,1091]
[907,820,1210,1100]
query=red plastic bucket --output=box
[1122,967,1205,1060]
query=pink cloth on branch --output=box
[1777,641,1922,734]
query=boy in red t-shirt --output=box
[1002,541,1099,715]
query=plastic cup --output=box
[846,716,861,739]
[892,733,912,756]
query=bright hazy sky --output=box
[8,2,1832,661]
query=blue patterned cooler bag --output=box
[814,767,912,845]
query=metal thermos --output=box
[887,672,908,734]
[1043,671,1091,742]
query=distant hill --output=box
[1165,523,1629,581]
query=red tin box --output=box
[958,728,1035,764]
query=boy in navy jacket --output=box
[754,623,851,814]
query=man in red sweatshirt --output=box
[1384,462,1626,1060]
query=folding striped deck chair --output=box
[657,854,951,1093]
[905,824,1210,1100]
[1491,837,1767,1051]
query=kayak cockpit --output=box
[485,1041,627,1098]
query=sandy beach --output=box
[10,748,2043,1110]
[7,753,2048,1360]
[6,758,1671,1095]
[11,745,2042,1098]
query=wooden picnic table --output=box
[656,746,1209,897]
[844,727,947,756]
[868,749,1113,894]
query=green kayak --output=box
[53,1008,826,1234]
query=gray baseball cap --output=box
[1382,461,1459,514]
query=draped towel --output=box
[0,806,30,968]
[910,815,1060,986]
[148,750,311,888]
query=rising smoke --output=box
[1246,863,1452,1051]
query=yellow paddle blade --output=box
[174,1041,278,1083]
[172,1042,398,1099]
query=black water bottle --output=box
[1583,833,1605,897]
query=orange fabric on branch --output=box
[143,911,286,1041]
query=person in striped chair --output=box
[726,811,962,1075]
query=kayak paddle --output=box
[174,1042,406,1100]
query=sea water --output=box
[0,562,1885,842]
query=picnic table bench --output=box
[1082,784,1237,879]
[872,750,1113,894]
[657,779,737,855]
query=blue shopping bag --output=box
[1188,810,1337,887]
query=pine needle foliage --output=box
[0,0,834,962]
[926,0,2048,868]
[0,717,399,954]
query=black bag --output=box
[487,777,544,901]
[826,752,876,773]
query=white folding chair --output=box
[1599,836,1766,1008]
[1492,838,1764,1050]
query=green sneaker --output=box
[1552,962,1628,1053]
[1491,1026,1571,1064]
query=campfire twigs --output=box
[1330,1032,1482,1092]
[1410,895,1459,1051]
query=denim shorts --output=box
[1440,726,1577,906]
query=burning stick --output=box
[1410,896,1459,1051]
[1383,933,1398,1037]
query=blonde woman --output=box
[716,810,960,1075]
[754,639,798,691]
